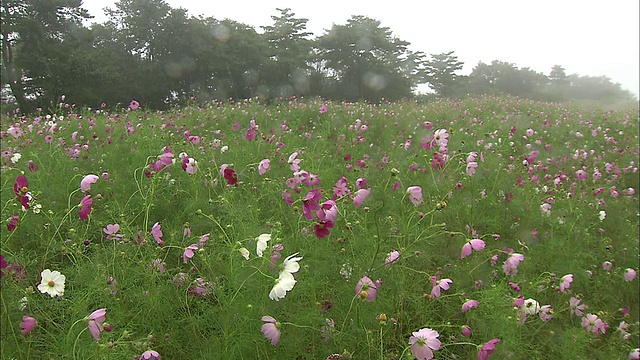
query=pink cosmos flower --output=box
[81,174,98,192]
[20,315,36,334]
[461,239,486,259]
[129,100,140,111]
[183,157,198,174]
[151,222,164,247]
[408,328,441,360]
[223,168,238,186]
[355,276,380,302]
[558,274,573,292]
[385,251,400,267]
[103,224,124,241]
[602,261,613,270]
[629,349,640,360]
[569,297,585,316]
[539,305,553,322]
[0,255,7,278]
[319,104,327,113]
[183,244,199,263]
[258,159,270,175]
[79,195,93,220]
[430,276,453,298]
[624,268,636,281]
[87,308,106,341]
[406,186,423,206]
[317,200,338,222]
[478,338,500,360]
[503,252,524,276]
[261,316,281,345]
[461,325,471,337]
[575,169,587,181]
[466,162,478,176]
[288,152,301,171]
[140,350,161,359]
[582,313,608,337]
[433,129,449,148]
[353,188,371,208]
[461,299,479,312]
[302,189,322,220]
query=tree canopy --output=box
[1,0,635,113]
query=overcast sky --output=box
[82,0,639,97]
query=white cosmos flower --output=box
[37,269,66,297]
[598,210,606,221]
[281,253,303,274]
[269,271,297,301]
[522,298,540,315]
[256,234,271,257]
[11,153,21,163]
[239,247,250,260]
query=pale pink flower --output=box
[539,305,553,321]
[461,299,479,312]
[385,251,400,267]
[140,350,161,359]
[478,338,500,360]
[151,222,164,247]
[503,252,524,276]
[80,174,99,192]
[408,327,441,360]
[602,261,613,270]
[629,348,640,360]
[406,186,423,206]
[183,244,199,263]
[353,188,371,207]
[355,276,380,302]
[430,276,452,298]
[460,239,486,259]
[87,308,106,341]
[261,316,280,345]
[582,313,607,337]
[624,268,636,282]
[258,159,270,175]
[557,274,573,292]
[569,297,585,316]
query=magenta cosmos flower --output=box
[258,159,270,175]
[461,239,486,259]
[87,308,106,341]
[78,195,93,220]
[261,316,281,345]
[13,175,31,209]
[502,252,524,276]
[355,276,380,302]
[478,338,500,360]
[80,174,99,192]
[408,328,441,360]
[406,186,423,206]
[129,99,140,111]
[20,315,36,334]
[302,189,322,220]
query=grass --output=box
[1,95,638,359]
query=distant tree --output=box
[1,0,90,112]
[421,51,464,97]
[549,65,568,87]
[466,60,547,98]
[563,74,635,101]
[261,8,313,98]
[314,15,416,102]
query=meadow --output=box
[1,95,638,360]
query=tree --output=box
[315,15,416,102]
[1,0,90,112]
[261,8,313,97]
[421,51,464,97]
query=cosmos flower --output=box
[37,269,66,297]
[624,268,637,282]
[408,327,441,360]
[355,275,380,302]
[151,222,164,247]
[140,350,161,360]
[13,175,31,209]
[461,239,486,259]
[385,251,400,267]
[406,186,423,206]
[522,298,540,315]
[461,299,479,312]
[478,338,500,360]
[353,188,371,207]
[269,271,297,301]
[87,308,107,342]
[569,297,585,316]
[256,233,271,257]
[78,195,93,220]
[261,316,281,345]
[430,276,452,298]
[20,315,36,334]
[258,159,270,175]
[558,274,573,292]
[80,174,99,192]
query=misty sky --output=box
[82,0,640,97]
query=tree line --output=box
[1,0,635,113]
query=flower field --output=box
[1,96,638,359]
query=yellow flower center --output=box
[20,186,29,194]
[48,280,55,287]
[359,290,368,299]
